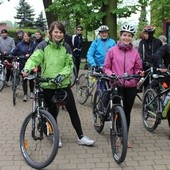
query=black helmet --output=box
[51,89,67,106]
[143,25,155,33]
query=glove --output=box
[54,74,65,84]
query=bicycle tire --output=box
[93,89,105,133]
[76,74,89,104]
[0,67,6,91]
[142,88,160,132]
[70,64,77,87]
[12,72,17,105]
[20,109,59,169]
[110,105,128,164]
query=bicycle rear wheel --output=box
[93,89,105,133]
[76,74,89,104]
[110,105,128,164]
[0,66,6,91]
[142,88,160,132]
[20,109,59,169]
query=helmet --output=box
[143,25,155,33]
[51,89,67,106]
[120,24,136,35]
[98,25,109,32]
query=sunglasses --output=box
[77,29,82,31]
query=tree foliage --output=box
[14,0,35,28]
[34,11,47,31]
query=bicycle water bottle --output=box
[162,92,170,118]
[137,77,145,89]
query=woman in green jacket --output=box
[22,21,95,147]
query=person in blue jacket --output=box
[87,25,116,67]
[11,32,36,102]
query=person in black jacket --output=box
[138,25,163,88]
[71,25,84,76]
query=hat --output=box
[1,29,8,33]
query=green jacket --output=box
[24,39,73,89]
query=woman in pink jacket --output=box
[103,24,143,147]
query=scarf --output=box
[117,41,133,52]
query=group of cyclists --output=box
[1,20,170,150]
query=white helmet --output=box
[98,25,109,32]
[120,24,136,35]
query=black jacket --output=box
[138,37,162,64]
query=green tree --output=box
[14,0,35,28]
[150,0,170,36]
[34,11,47,31]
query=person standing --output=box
[87,25,116,68]
[22,21,95,147]
[103,24,143,148]
[0,29,15,86]
[71,25,84,76]
[11,32,36,101]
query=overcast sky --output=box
[0,0,44,23]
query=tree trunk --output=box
[102,0,117,40]
[42,0,57,29]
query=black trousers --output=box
[43,87,83,139]
[74,56,81,76]
[118,87,137,133]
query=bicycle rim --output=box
[20,110,59,169]
[110,105,128,164]
[76,74,89,104]
[93,89,105,133]
[0,68,6,91]
[142,88,159,132]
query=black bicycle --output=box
[11,56,21,105]
[142,70,170,132]
[93,73,140,164]
[20,74,61,169]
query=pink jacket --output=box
[103,44,142,88]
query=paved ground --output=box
[0,70,170,170]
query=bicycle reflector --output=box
[162,82,168,88]
[51,89,67,106]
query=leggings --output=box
[22,79,34,95]
[43,87,83,139]
[118,87,137,133]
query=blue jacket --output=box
[87,38,116,67]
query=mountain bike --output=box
[93,73,140,164]
[20,74,61,169]
[76,66,102,105]
[142,70,170,132]
[11,56,21,105]
[0,54,6,91]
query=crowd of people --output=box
[1,21,170,149]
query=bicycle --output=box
[76,66,102,105]
[11,56,22,105]
[0,54,6,91]
[70,63,77,87]
[142,69,170,132]
[20,74,62,169]
[93,73,140,164]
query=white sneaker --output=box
[23,95,28,102]
[59,137,62,148]
[30,92,35,99]
[78,136,95,146]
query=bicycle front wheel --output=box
[110,105,128,164]
[93,89,105,133]
[20,109,59,169]
[0,67,6,91]
[142,88,159,132]
[76,74,89,104]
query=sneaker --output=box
[78,136,95,146]
[6,81,11,87]
[59,137,62,148]
[30,92,35,99]
[23,95,28,102]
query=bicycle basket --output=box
[51,89,68,106]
